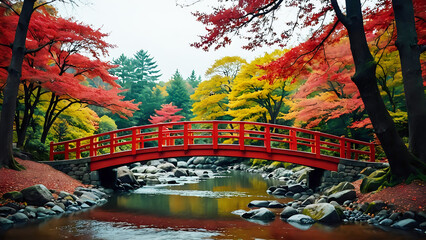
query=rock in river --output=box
[248,200,270,208]
[21,184,53,206]
[328,189,356,205]
[287,214,315,225]
[242,208,275,220]
[302,203,341,224]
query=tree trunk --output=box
[332,0,417,178]
[0,0,36,170]
[392,0,426,164]
[16,84,42,147]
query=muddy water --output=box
[0,172,423,239]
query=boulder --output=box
[147,159,164,167]
[116,166,139,185]
[359,167,376,176]
[193,157,204,165]
[248,200,270,208]
[301,196,316,206]
[158,162,176,172]
[365,200,387,214]
[0,206,17,216]
[288,184,305,194]
[360,168,389,193]
[391,219,418,230]
[280,207,298,219]
[402,211,415,219]
[268,201,284,208]
[324,182,355,196]
[0,217,13,229]
[21,184,53,206]
[287,214,316,225]
[2,191,23,202]
[302,203,341,224]
[379,218,393,226]
[174,169,188,177]
[51,205,65,214]
[145,166,159,174]
[177,161,188,168]
[242,208,275,220]
[7,212,29,223]
[328,190,356,205]
[167,158,178,166]
[272,188,287,195]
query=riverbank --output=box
[0,158,425,235]
[0,158,85,196]
[0,158,109,231]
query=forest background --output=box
[0,0,424,167]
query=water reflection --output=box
[1,171,425,240]
[110,171,283,219]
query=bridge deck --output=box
[50,121,376,171]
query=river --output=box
[0,171,423,239]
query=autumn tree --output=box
[0,0,43,169]
[228,50,291,124]
[0,1,138,169]
[191,56,246,121]
[148,103,184,124]
[191,0,426,179]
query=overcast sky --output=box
[58,0,277,82]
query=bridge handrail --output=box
[49,120,377,162]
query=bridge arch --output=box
[50,121,376,171]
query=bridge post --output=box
[76,140,81,159]
[369,142,376,162]
[90,137,96,157]
[213,122,218,149]
[314,135,321,158]
[158,126,163,151]
[265,126,271,152]
[49,141,54,161]
[64,142,69,160]
[340,137,346,158]
[109,133,115,154]
[346,141,351,159]
[290,130,297,150]
[184,123,188,150]
[239,123,245,150]
[138,129,144,149]
[132,128,136,155]
[188,124,194,144]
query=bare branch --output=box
[25,40,54,54]
[331,0,350,26]
[0,0,20,16]
[0,43,12,49]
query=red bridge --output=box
[50,121,376,171]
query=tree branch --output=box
[420,45,426,54]
[25,40,54,54]
[331,0,350,26]
[0,43,12,49]
[0,0,20,16]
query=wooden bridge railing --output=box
[50,121,376,162]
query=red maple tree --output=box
[191,0,426,178]
[148,103,184,124]
[0,2,139,150]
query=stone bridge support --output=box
[41,158,100,186]
[311,159,388,191]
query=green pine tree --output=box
[166,70,192,119]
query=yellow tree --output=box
[227,50,292,124]
[191,56,246,120]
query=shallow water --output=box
[1,171,423,239]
